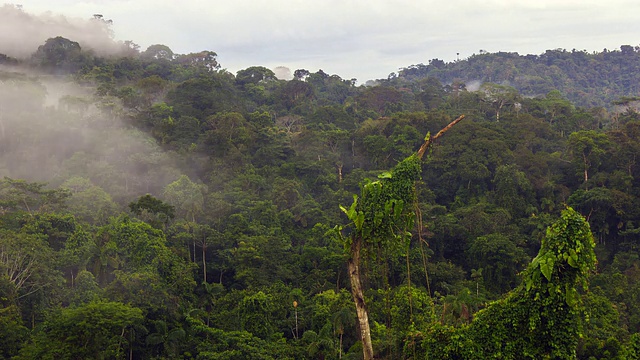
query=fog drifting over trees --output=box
[0,4,124,58]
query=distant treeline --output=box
[392,45,640,108]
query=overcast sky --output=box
[8,0,640,83]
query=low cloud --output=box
[10,0,640,82]
[273,66,292,80]
[466,80,483,92]
[0,70,183,203]
[0,4,122,59]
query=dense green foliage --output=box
[339,154,422,258]
[417,207,596,359]
[2,32,640,359]
[395,46,640,108]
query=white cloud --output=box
[7,0,640,81]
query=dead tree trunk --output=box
[417,115,465,159]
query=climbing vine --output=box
[339,153,422,258]
[415,207,597,359]
[337,115,465,360]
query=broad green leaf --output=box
[384,200,393,215]
[340,195,358,220]
[339,205,348,216]
[567,249,579,268]
[565,286,578,307]
[394,200,404,218]
[354,211,364,230]
[540,257,554,281]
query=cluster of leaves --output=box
[417,207,596,359]
[339,154,421,257]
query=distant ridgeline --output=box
[393,46,640,108]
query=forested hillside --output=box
[394,45,640,109]
[2,15,640,359]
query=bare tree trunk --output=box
[202,238,207,283]
[583,153,589,187]
[496,101,505,122]
[347,238,374,360]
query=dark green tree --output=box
[128,194,176,228]
[16,300,143,360]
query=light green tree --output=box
[568,130,611,187]
[61,177,118,224]
[163,175,207,222]
[479,83,520,121]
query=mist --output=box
[0,3,205,219]
[0,68,185,207]
[0,4,123,59]
[465,80,483,92]
[273,66,292,80]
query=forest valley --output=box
[4,28,640,359]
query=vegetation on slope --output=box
[2,29,640,358]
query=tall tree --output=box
[163,175,206,222]
[479,83,520,122]
[567,130,611,187]
[336,115,464,359]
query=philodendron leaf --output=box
[378,171,392,179]
[394,200,404,218]
[567,249,579,268]
[339,205,348,216]
[340,195,358,221]
[540,255,554,282]
[354,211,365,231]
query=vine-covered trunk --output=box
[347,237,374,360]
[343,115,465,360]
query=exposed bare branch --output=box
[417,114,465,160]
